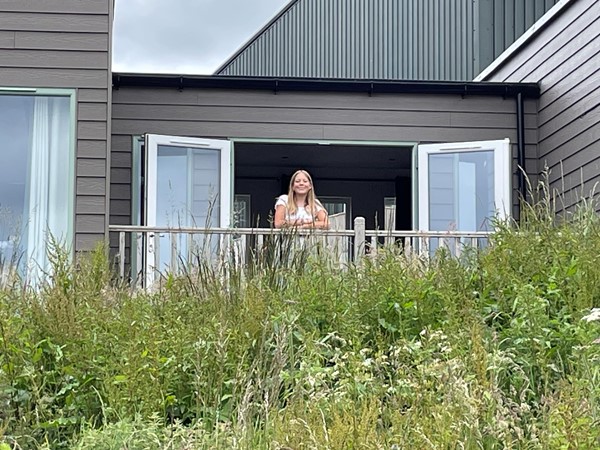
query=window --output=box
[234,194,251,228]
[0,90,75,281]
[320,197,352,229]
[384,197,396,231]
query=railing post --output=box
[118,231,125,279]
[354,217,366,265]
[170,233,178,274]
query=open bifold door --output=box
[143,134,232,285]
[417,139,511,249]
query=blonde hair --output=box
[286,169,323,219]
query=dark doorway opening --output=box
[234,141,414,230]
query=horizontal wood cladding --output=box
[77,196,107,214]
[79,103,109,121]
[12,32,109,51]
[110,168,130,184]
[111,119,535,144]
[77,140,107,158]
[1,0,109,14]
[0,31,15,48]
[78,88,109,103]
[112,104,536,130]
[110,199,131,217]
[112,88,536,143]
[0,67,107,88]
[112,88,537,114]
[0,13,108,33]
[77,159,106,177]
[76,214,106,233]
[76,233,106,252]
[110,152,132,169]
[78,121,109,140]
[110,184,130,201]
[0,49,108,69]
[77,177,106,196]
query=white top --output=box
[275,194,324,222]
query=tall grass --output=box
[1,194,600,449]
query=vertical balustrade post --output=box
[170,232,178,274]
[354,217,366,265]
[118,231,125,279]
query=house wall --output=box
[0,0,113,251]
[110,86,538,246]
[482,0,600,211]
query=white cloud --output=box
[113,0,290,75]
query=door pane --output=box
[155,145,220,270]
[428,150,494,231]
[156,145,220,229]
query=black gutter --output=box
[516,92,527,203]
[112,74,540,98]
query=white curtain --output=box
[26,97,71,282]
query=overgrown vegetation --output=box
[1,193,600,449]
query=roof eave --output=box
[112,74,540,98]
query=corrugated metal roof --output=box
[216,0,558,81]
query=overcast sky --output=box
[113,0,290,75]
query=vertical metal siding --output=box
[218,0,557,80]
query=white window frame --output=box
[417,138,511,231]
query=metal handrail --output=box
[108,218,492,283]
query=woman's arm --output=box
[300,209,329,229]
[274,204,288,228]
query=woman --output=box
[274,170,329,229]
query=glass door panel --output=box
[145,134,231,283]
[417,139,510,250]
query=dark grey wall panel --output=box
[217,0,556,80]
[112,88,537,113]
[14,32,109,51]
[0,13,108,33]
[483,0,600,212]
[0,31,15,48]
[77,159,107,177]
[79,103,109,121]
[0,49,108,68]
[0,68,107,88]
[0,0,113,251]
[2,0,109,14]
[77,196,107,214]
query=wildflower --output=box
[582,308,600,322]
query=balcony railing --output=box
[110,217,491,286]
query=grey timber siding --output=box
[217,0,557,80]
[0,0,113,251]
[110,85,537,248]
[482,0,600,212]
